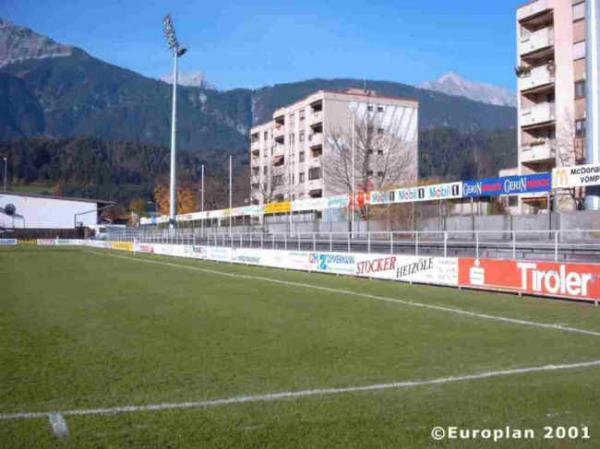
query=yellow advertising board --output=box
[264,201,292,214]
[111,241,134,252]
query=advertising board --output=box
[264,201,292,215]
[370,182,462,205]
[111,241,134,252]
[552,164,600,189]
[463,173,551,198]
[0,239,18,246]
[354,254,459,286]
[459,258,600,302]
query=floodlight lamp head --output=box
[177,47,187,57]
[162,14,179,50]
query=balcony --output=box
[273,124,285,142]
[521,102,555,127]
[308,132,323,149]
[519,27,554,56]
[521,138,556,164]
[518,0,551,23]
[310,110,323,125]
[518,63,555,92]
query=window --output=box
[308,167,322,180]
[368,149,374,155]
[289,134,295,145]
[299,130,305,142]
[272,175,283,186]
[377,171,384,178]
[263,131,268,140]
[377,106,384,113]
[377,128,384,134]
[377,149,384,155]
[299,151,305,163]
[263,166,267,175]
[367,105,374,112]
[575,80,586,99]
[367,170,374,176]
[299,172,305,183]
[299,110,305,121]
[575,119,586,138]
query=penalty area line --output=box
[2,359,600,421]
[90,250,600,338]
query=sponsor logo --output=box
[138,244,155,254]
[463,174,551,197]
[459,258,600,301]
[517,262,594,297]
[357,256,397,274]
[309,253,355,271]
[0,239,18,246]
[396,257,434,279]
[553,164,600,188]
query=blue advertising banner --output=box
[463,173,551,198]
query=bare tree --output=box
[324,112,415,195]
[554,110,585,210]
[324,110,415,228]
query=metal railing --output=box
[107,228,600,263]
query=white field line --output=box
[92,250,600,338]
[3,359,600,421]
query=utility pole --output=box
[2,156,7,192]
[351,114,355,237]
[201,163,205,238]
[586,0,600,209]
[163,14,187,227]
[229,154,233,235]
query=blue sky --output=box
[1,0,526,91]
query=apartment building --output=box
[249,90,418,205]
[516,0,589,211]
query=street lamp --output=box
[162,14,187,227]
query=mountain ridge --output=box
[420,71,517,107]
[0,19,516,153]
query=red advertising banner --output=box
[459,258,600,302]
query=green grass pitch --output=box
[1,245,600,448]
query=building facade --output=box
[249,89,418,205]
[516,0,589,211]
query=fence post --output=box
[554,230,559,262]
[272,234,275,250]
[368,232,371,255]
[329,232,333,252]
[415,232,419,256]
[444,232,448,258]
[390,232,393,255]
[313,233,316,252]
[348,232,351,253]
[284,233,287,250]
[476,231,479,259]
[261,233,264,250]
[298,232,301,250]
[512,230,516,260]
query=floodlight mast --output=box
[163,14,187,227]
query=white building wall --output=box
[0,194,97,229]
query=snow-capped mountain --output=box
[420,72,516,107]
[0,18,75,67]
[160,71,214,89]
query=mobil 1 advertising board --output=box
[370,182,462,205]
[463,173,551,198]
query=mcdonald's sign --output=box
[552,164,600,189]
